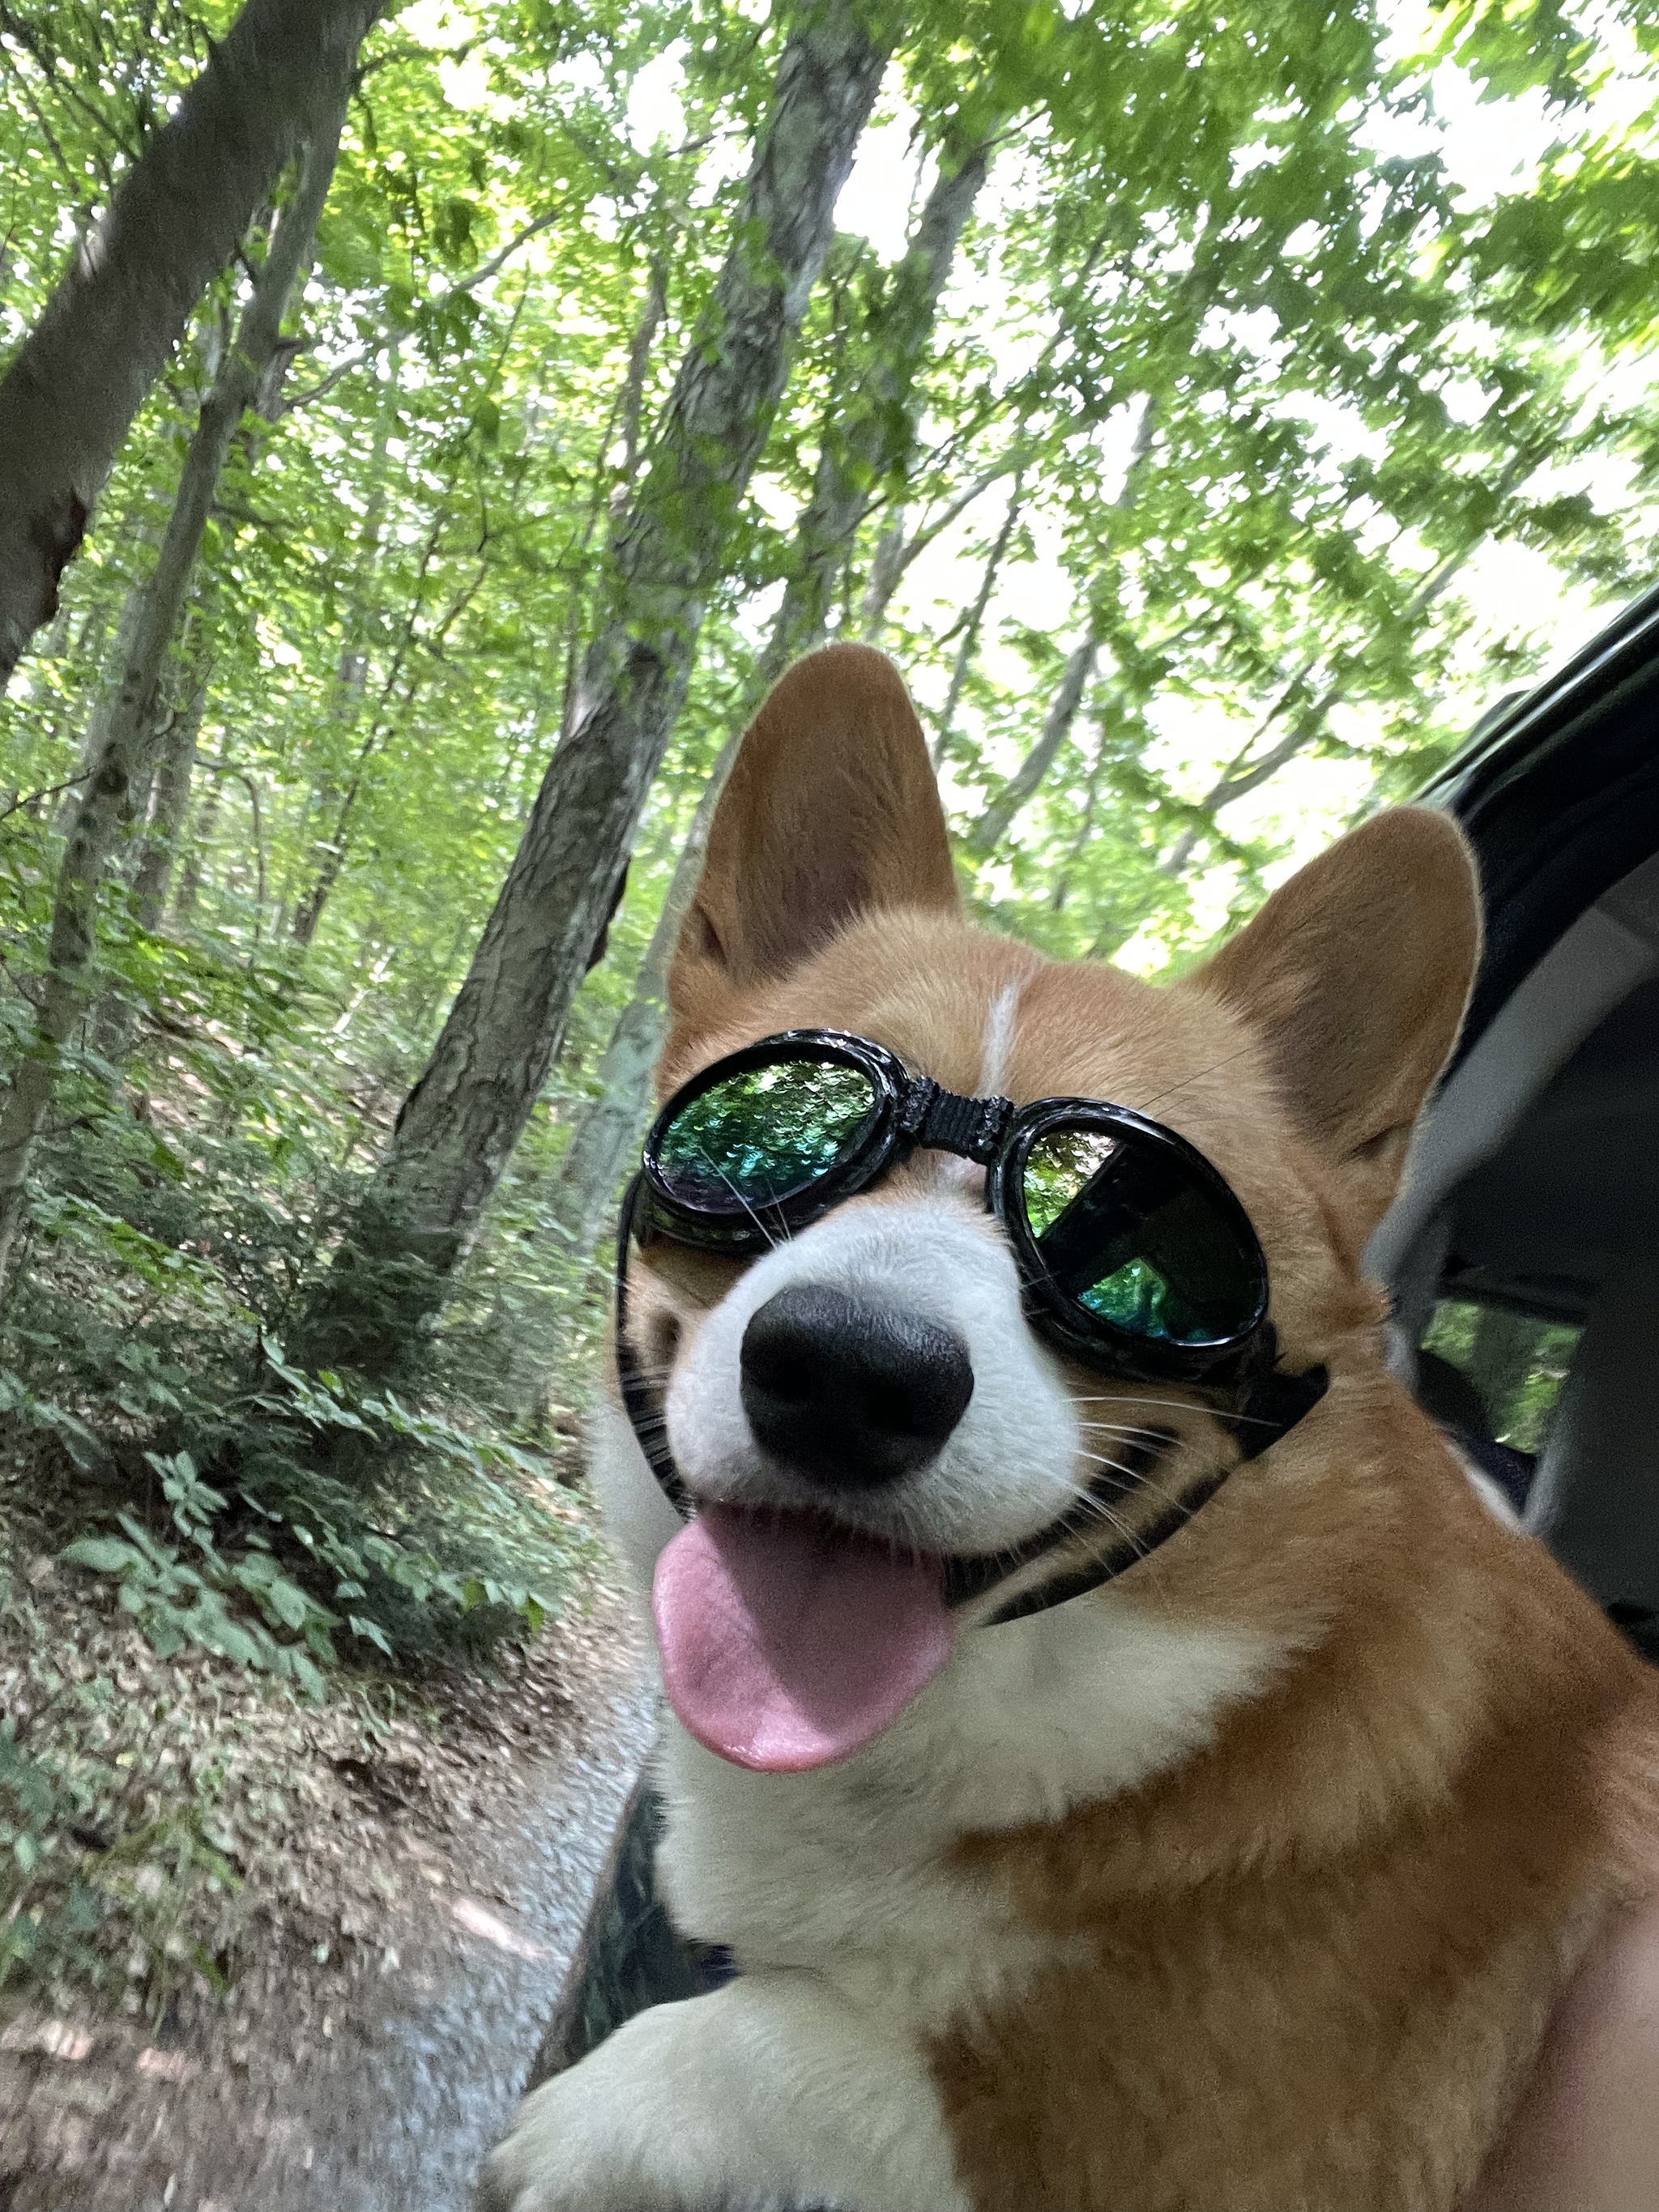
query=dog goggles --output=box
[615,1028,1328,1623]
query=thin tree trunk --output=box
[544,728,742,1256]
[553,264,670,748]
[540,120,999,1256]
[173,778,220,927]
[965,633,1098,855]
[757,129,994,685]
[857,461,1015,641]
[859,510,910,641]
[1048,735,1107,914]
[0,105,347,1299]
[0,0,390,688]
[53,530,163,837]
[932,473,1024,766]
[288,496,488,947]
[132,664,212,930]
[1156,580,1454,880]
[964,396,1158,853]
[296,0,892,1376]
[286,338,399,935]
[620,256,669,488]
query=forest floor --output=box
[0,1524,654,2212]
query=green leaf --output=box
[60,1536,141,1576]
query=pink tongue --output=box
[653,1505,954,1773]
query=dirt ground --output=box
[0,1584,655,2212]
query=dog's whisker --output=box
[1067,1391,1282,1428]
[1136,1038,1263,1116]
[1072,1450,1209,1525]
[688,1133,789,1251]
[1075,1421,1176,1443]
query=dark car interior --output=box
[1371,582,1659,1645]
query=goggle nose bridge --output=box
[898,1075,1015,1165]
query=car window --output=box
[1421,1298,1581,1453]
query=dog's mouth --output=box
[652,1503,955,1773]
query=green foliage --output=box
[0,1028,595,1676]
[4,0,1659,1724]
[1422,1297,1581,1452]
[0,1562,245,2014]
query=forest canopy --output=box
[2,0,1658,1707]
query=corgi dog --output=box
[482,644,1659,2212]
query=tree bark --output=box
[0,104,348,1300]
[757,130,993,685]
[0,0,390,690]
[539,117,992,1264]
[544,728,742,1257]
[53,530,164,837]
[539,139,994,1267]
[132,666,212,931]
[546,121,995,1265]
[859,509,910,641]
[173,778,220,927]
[303,0,892,1372]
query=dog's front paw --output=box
[477,2002,772,2212]
[480,1978,966,2212]
[477,2067,655,2212]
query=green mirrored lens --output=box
[655,1059,877,1214]
[1022,1126,1260,1345]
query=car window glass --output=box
[1420,1298,1581,1453]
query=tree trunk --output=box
[0,0,390,690]
[132,665,212,931]
[1048,739,1107,914]
[288,492,476,948]
[288,338,400,941]
[538,121,997,1264]
[932,474,1024,765]
[542,118,993,1256]
[544,729,742,1257]
[0,105,347,1300]
[298,0,892,1375]
[964,396,1158,852]
[966,633,1098,856]
[757,130,994,685]
[173,778,220,927]
[53,537,162,837]
[859,510,910,641]
[856,460,1017,642]
[540,116,995,1267]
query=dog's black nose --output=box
[740,1285,975,1490]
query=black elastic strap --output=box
[985,1460,1236,1626]
[614,1176,691,1515]
[942,1357,1329,1626]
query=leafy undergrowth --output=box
[0,930,611,2027]
[0,1478,607,2028]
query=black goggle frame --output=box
[616,1028,1328,1626]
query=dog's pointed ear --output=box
[1193,808,1481,1240]
[667,643,957,1047]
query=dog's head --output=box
[598,644,1480,1797]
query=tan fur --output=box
[627,646,1659,2210]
